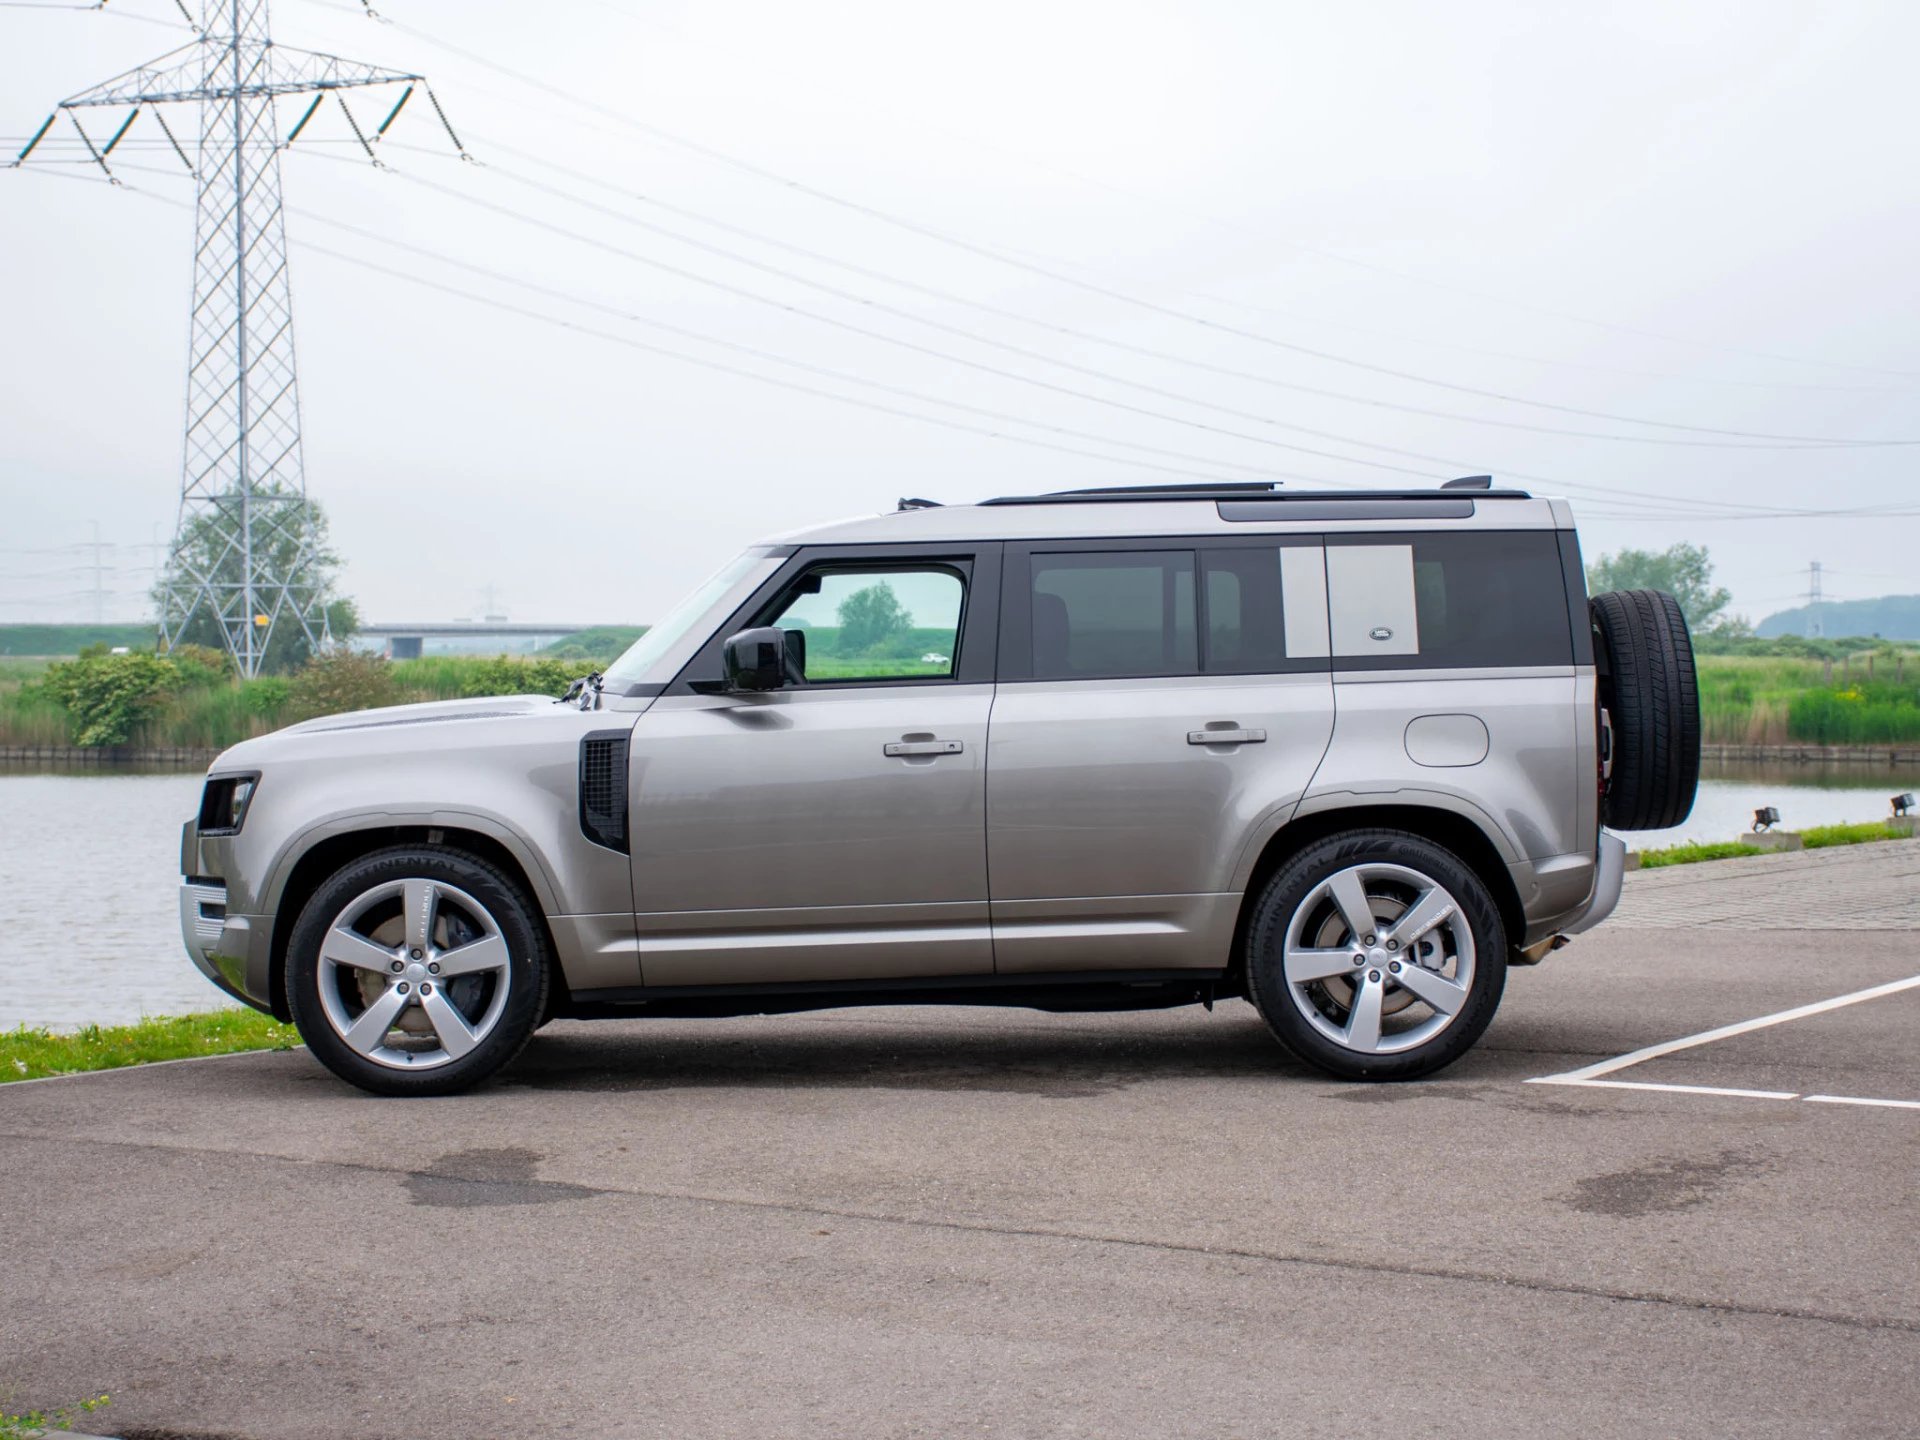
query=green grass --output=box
[1800,821,1910,849]
[1694,654,1920,746]
[0,622,151,656]
[0,684,71,746]
[0,1389,111,1438]
[1,1009,299,1083]
[1636,841,1766,868]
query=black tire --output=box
[1244,829,1508,1081]
[1592,588,1700,831]
[286,846,550,1097]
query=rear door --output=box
[629,543,1000,986]
[986,537,1334,973]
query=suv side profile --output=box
[179,480,1699,1096]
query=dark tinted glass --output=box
[1332,530,1572,668]
[1202,547,1289,674]
[1031,551,1196,678]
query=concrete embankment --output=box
[1702,742,1920,764]
[0,745,217,766]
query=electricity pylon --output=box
[12,1,466,676]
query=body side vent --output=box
[579,730,632,854]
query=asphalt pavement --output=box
[3,843,1917,1439]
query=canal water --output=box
[3,758,1917,1032]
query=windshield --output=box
[603,548,776,692]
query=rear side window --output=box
[1325,531,1573,669]
[1021,544,1325,680]
[1031,551,1196,678]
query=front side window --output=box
[770,566,965,683]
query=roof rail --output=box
[979,481,1532,507]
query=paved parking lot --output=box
[3,844,1917,1439]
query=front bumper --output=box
[1561,831,1628,936]
[179,879,268,1012]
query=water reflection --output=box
[1629,759,1920,849]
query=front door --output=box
[986,539,1335,972]
[629,545,1000,987]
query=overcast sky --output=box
[2,0,1916,629]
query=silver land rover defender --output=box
[179,479,1699,1095]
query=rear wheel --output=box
[286,847,549,1097]
[1245,830,1507,1081]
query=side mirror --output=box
[722,627,788,692]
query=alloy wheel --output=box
[314,878,514,1071]
[1280,862,1476,1056]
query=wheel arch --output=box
[1227,803,1525,984]
[265,824,566,1023]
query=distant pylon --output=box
[12,1,467,676]
[1806,560,1824,639]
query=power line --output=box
[445,138,1911,425]
[353,149,1909,520]
[65,165,1920,521]
[450,143,1891,454]
[357,8,1920,438]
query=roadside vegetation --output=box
[1,1010,298,1083]
[1636,821,1911,869]
[1637,841,1766,868]
[0,640,635,751]
[0,1389,110,1438]
[1801,820,1910,848]
[7,544,1918,750]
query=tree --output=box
[1588,543,1732,632]
[835,581,914,656]
[154,493,359,676]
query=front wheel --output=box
[286,847,550,1097]
[1245,830,1507,1081]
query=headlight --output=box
[198,773,259,836]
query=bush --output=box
[166,642,234,689]
[240,675,291,718]
[35,647,179,746]
[456,655,576,698]
[287,649,398,720]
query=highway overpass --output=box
[356,621,592,659]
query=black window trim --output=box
[665,541,1002,695]
[998,534,1328,683]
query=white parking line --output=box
[1803,1094,1920,1111]
[1526,973,1920,1111]
[1551,1079,1800,1101]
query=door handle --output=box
[1188,727,1266,746]
[884,738,964,757]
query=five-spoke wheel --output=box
[1247,830,1506,1080]
[288,847,548,1096]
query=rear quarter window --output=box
[1326,531,1573,669]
